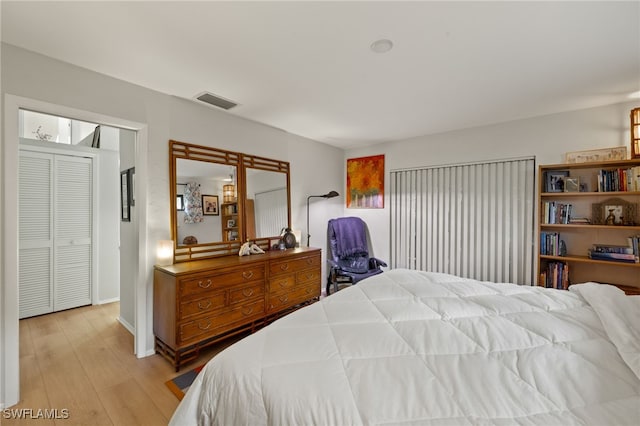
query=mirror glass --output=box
[245,168,289,240]
[175,158,238,246]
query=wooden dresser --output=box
[153,247,321,370]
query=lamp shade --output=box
[306,190,340,246]
[223,184,235,203]
[156,240,174,266]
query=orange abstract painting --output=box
[347,154,384,208]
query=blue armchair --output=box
[326,217,387,295]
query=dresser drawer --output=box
[268,275,296,294]
[267,282,319,312]
[229,282,264,305]
[270,254,321,277]
[179,265,265,297]
[179,292,227,320]
[297,269,320,285]
[179,299,265,344]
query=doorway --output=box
[18,109,133,321]
[2,95,149,408]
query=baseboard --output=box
[141,348,156,358]
[98,297,120,305]
[117,316,135,335]
[116,317,155,358]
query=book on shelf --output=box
[587,250,639,263]
[569,217,590,225]
[597,166,640,192]
[539,261,569,289]
[627,235,640,258]
[542,202,572,224]
[540,232,566,256]
[591,244,633,254]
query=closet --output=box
[19,150,93,318]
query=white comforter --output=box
[170,269,640,426]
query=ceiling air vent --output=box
[195,92,238,110]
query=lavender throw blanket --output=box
[329,217,368,259]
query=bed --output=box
[169,269,640,425]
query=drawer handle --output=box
[278,281,288,288]
[278,295,289,302]
[305,288,312,294]
[305,273,315,279]
[306,258,314,265]
[242,307,254,316]
[198,320,212,330]
[198,300,212,310]
[279,264,290,271]
[242,288,254,297]
[242,271,254,279]
[198,279,212,289]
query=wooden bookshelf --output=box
[538,159,640,294]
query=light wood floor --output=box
[6,302,237,426]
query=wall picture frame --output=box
[202,195,219,216]
[120,170,131,222]
[347,154,385,208]
[128,167,136,206]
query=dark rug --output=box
[165,364,204,400]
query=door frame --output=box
[2,94,149,408]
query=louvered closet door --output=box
[54,155,92,311]
[19,152,54,318]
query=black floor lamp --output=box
[306,190,339,246]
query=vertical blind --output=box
[255,187,288,237]
[390,157,535,285]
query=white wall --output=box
[96,126,121,304]
[119,128,136,332]
[344,100,639,266]
[0,42,344,407]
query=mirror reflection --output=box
[245,168,288,240]
[176,158,238,246]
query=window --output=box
[19,109,98,145]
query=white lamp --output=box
[156,240,174,266]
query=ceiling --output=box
[2,1,639,150]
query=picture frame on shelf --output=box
[202,195,219,216]
[564,177,580,192]
[227,219,236,228]
[591,197,637,226]
[545,170,570,192]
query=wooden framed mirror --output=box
[170,140,242,261]
[169,141,292,262]
[242,154,291,248]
